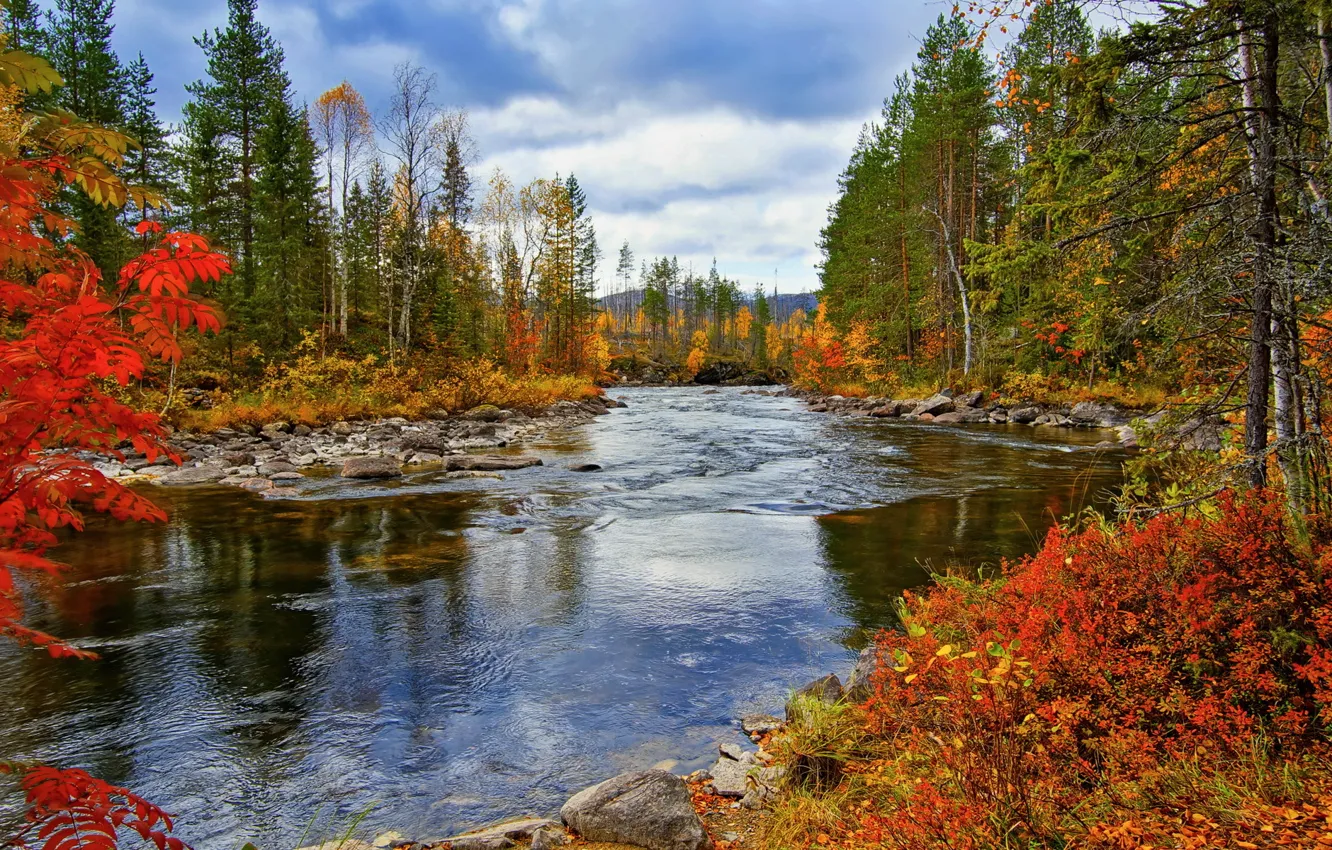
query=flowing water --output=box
[0,387,1125,848]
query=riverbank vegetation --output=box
[768,495,1332,849]
[766,2,1332,846]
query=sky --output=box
[108,0,958,294]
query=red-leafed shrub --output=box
[798,495,1332,849]
[1,42,226,850]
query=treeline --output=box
[7,0,612,377]
[600,250,815,373]
[815,0,1332,507]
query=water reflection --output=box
[0,388,1123,848]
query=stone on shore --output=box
[157,465,227,486]
[340,456,403,479]
[707,757,751,797]
[445,455,542,471]
[441,817,558,850]
[739,714,784,737]
[787,673,844,722]
[463,404,507,422]
[911,394,955,417]
[560,770,711,850]
[530,825,571,850]
[846,645,878,702]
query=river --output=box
[0,386,1124,848]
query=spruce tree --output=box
[122,52,168,224]
[185,0,284,304]
[254,74,322,346]
[47,0,129,278]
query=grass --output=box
[167,355,602,431]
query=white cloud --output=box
[471,97,868,292]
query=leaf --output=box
[0,49,63,94]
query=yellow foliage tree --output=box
[686,330,709,376]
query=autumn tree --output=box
[313,80,373,337]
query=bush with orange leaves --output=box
[773,495,1332,850]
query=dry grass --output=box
[170,354,601,431]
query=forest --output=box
[4,1,1332,850]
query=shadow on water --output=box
[0,387,1125,848]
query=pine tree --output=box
[122,53,168,225]
[47,0,129,278]
[254,73,323,346]
[3,0,45,55]
[185,0,284,305]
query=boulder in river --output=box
[1009,405,1042,424]
[740,714,784,737]
[340,456,403,479]
[1068,401,1130,428]
[445,455,542,471]
[569,463,602,472]
[157,465,227,486]
[560,770,711,850]
[912,394,955,417]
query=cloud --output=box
[105,0,948,293]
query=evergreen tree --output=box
[47,0,128,278]
[254,74,323,345]
[3,0,45,55]
[122,52,168,225]
[184,0,284,304]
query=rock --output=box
[157,465,226,487]
[1177,414,1226,452]
[371,832,403,849]
[257,461,299,476]
[684,770,712,784]
[411,452,444,464]
[957,390,985,408]
[1068,401,1130,428]
[445,470,504,480]
[463,404,506,422]
[911,394,955,417]
[718,742,747,762]
[296,841,375,850]
[340,456,403,479]
[847,646,878,702]
[270,471,304,481]
[331,421,354,436]
[237,477,273,492]
[263,487,300,498]
[530,826,571,850]
[221,451,255,467]
[708,758,751,798]
[808,403,828,413]
[261,421,291,433]
[740,714,784,737]
[560,770,711,850]
[445,455,541,471]
[989,409,1009,423]
[442,818,558,850]
[1009,405,1042,424]
[1116,424,1139,448]
[569,463,602,472]
[869,402,904,418]
[931,411,965,424]
[787,673,844,722]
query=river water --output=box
[0,387,1124,848]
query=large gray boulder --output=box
[340,456,403,479]
[157,465,227,486]
[911,395,955,417]
[1068,401,1130,428]
[1009,405,1043,424]
[560,770,711,850]
[444,455,542,471]
[846,646,878,702]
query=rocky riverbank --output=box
[81,397,627,495]
[798,388,1152,449]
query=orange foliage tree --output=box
[0,39,227,850]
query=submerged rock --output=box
[569,463,602,472]
[445,455,542,471]
[560,770,711,850]
[340,456,403,479]
[157,465,227,486]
